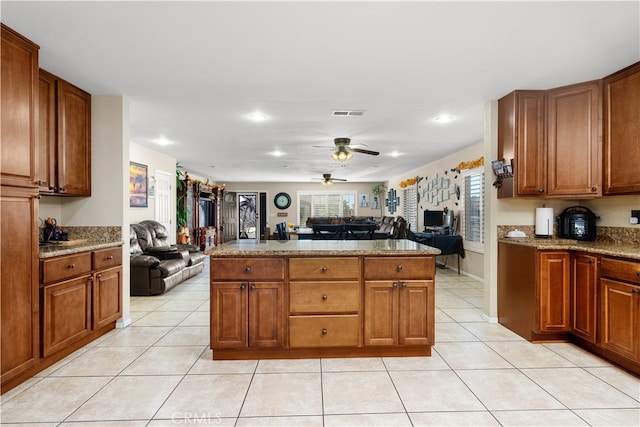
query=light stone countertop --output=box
[39,241,124,259]
[205,239,441,257]
[499,238,640,261]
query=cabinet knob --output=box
[392,282,398,288]
[244,266,251,273]
[240,284,246,290]
[68,264,75,269]
[636,271,640,277]
[632,289,640,294]
[96,273,102,279]
[49,186,55,191]
[107,256,114,260]
[591,186,598,192]
[250,284,256,291]
[588,259,594,264]
[396,265,403,272]
[322,328,328,335]
[35,180,43,185]
[321,266,328,272]
[538,188,545,193]
[401,282,407,288]
[59,187,66,192]
[322,294,328,301]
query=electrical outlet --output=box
[631,210,640,225]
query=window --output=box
[461,168,485,252]
[402,187,418,233]
[298,191,356,225]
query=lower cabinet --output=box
[40,247,122,358]
[498,242,570,340]
[211,281,285,348]
[571,252,599,343]
[600,257,640,363]
[363,257,435,346]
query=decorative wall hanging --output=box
[385,188,400,214]
[129,162,148,207]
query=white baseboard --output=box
[483,313,498,323]
[116,317,132,328]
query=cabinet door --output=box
[398,280,434,346]
[600,278,639,361]
[93,266,122,330]
[57,79,91,196]
[547,81,602,197]
[604,62,640,194]
[571,253,599,343]
[1,187,39,383]
[364,281,399,346]
[1,25,39,188]
[537,252,570,332]
[248,282,284,348]
[42,276,92,357]
[37,69,57,193]
[211,282,247,348]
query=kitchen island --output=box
[206,239,440,360]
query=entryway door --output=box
[238,193,258,240]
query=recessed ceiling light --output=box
[389,151,402,157]
[153,137,172,146]
[270,150,285,157]
[248,112,267,122]
[209,165,216,169]
[434,114,454,123]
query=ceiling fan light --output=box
[332,148,352,162]
[322,180,332,186]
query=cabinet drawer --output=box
[601,257,640,285]
[289,257,359,280]
[289,281,361,314]
[41,252,92,284]
[364,257,434,280]
[210,258,284,281]
[93,247,122,270]
[289,315,360,347]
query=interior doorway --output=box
[238,193,258,240]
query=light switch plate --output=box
[631,210,640,225]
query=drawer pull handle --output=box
[636,271,640,277]
[240,284,246,290]
[322,328,328,335]
[68,264,75,269]
[107,256,114,260]
[322,294,328,301]
[396,265,403,272]
[392,282,398,288]
[321,266,328,272]
[244,266,251,273]
[401,282,407,288]
[633,289,640,294]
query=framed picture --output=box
[129,162,148,207]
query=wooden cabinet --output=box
[38,69,91,196]
[600,257,640,362]
[498,242,570,340]
[603,61,640,194]
[92,247,122,330]
[546,81,602,197]
[1,186,40,385]
[289,257,361,348]
[1,24,39,188]
[363,257,434,346]
[570,253,599,343]
[497,90,546,198]
[498,81,602,198]
[40,248,122,358]
[210,258,285,349]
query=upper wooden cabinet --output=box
[498,81,602,198]
[38,68,91,196]
[603,61,640,195]
[1,24,39,189]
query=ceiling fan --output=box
[312,173,347,186]
[313,138,380,162]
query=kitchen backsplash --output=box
[40,226,122,243]
[498,225,640,246]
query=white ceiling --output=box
[2,1,639,183]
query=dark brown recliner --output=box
[129,225,186,296]
[138,220,205,279]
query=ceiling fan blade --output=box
[351,148,380,156]
[332,178,347,181]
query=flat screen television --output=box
[199,198,214,228]
[424,210,444,227]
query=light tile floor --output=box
[2,259,639,426]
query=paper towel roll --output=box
[535,207,554,238]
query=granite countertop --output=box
[39,241,124,259]
[205,239,441,257]
[499,237,640,261]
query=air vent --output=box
[332,110,365,117]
